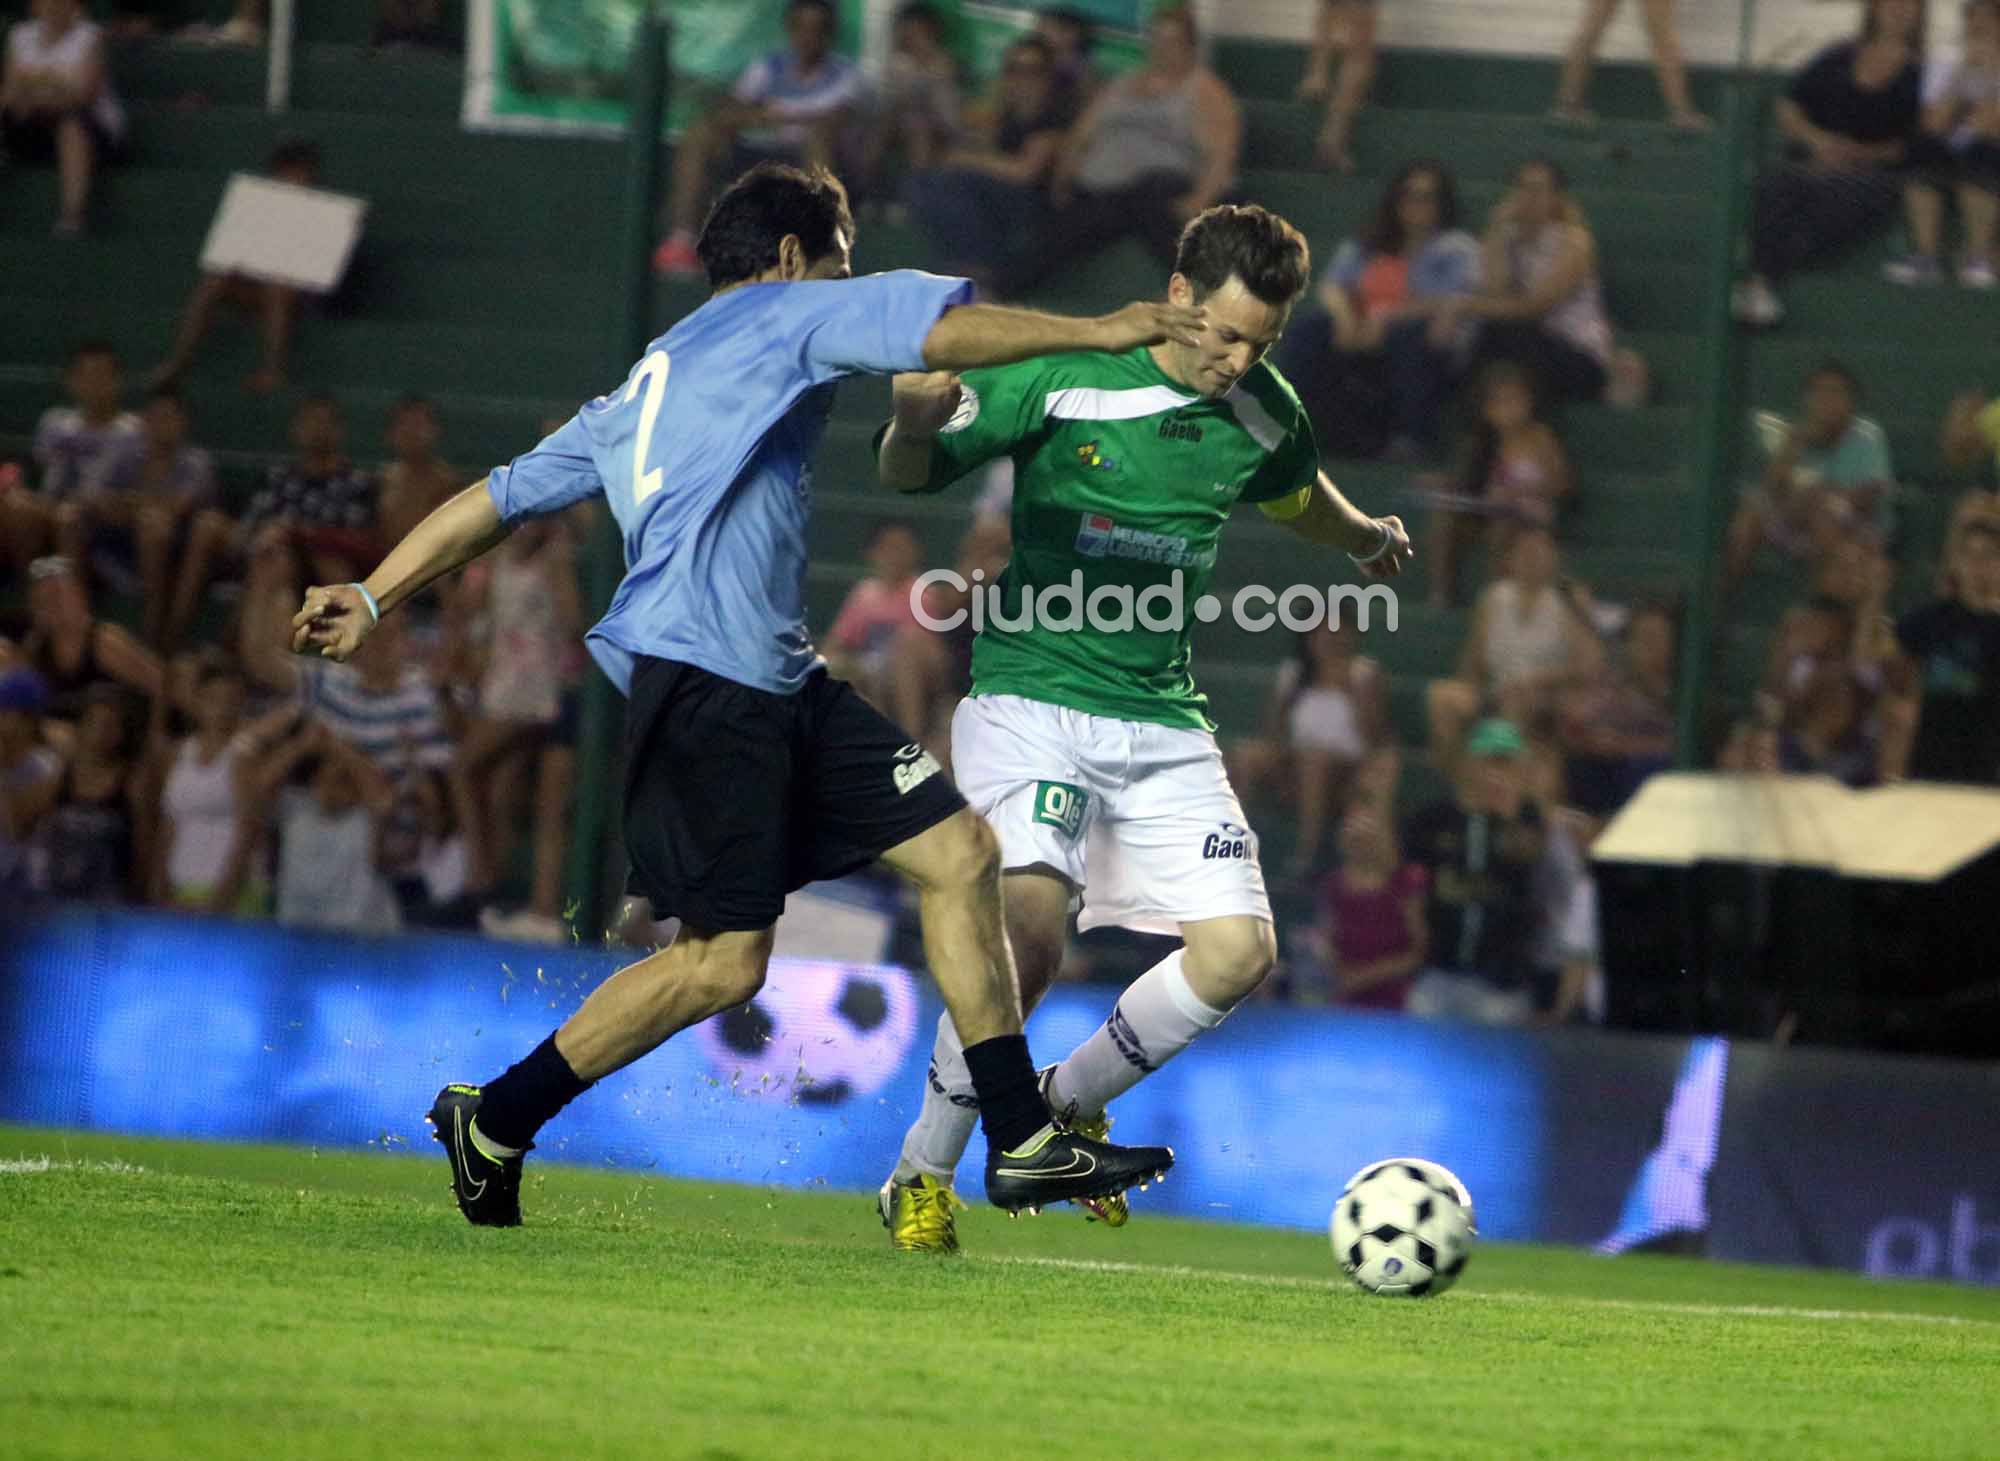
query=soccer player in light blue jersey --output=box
[289,163,1200,1226]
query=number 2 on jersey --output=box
[626,350,671,506]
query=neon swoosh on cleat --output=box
[995,1149,1098,1181]
[453,1107,487,1201]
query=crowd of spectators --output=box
[6,0,2000,1030]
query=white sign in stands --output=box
[198,174,369,295]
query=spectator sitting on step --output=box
[1037,6,1100,114]
[653,0,863,277]
[150,137,324,396]
[823,519,925,710]
[1032,7,1241,289]
[1942,386,2000,483]
[0,668,63,899]
[1444,158,1645,408]
[1555,600,1677,821]
[1423,361,1573,609]
[1273,159,1478,461]
[1759,590,1884,787]
[1881,496,2000,783]
[373,0,450,51]
[1885,0,2000,289]
[1295,0,1379,175]
[146,652,294,914]
[168,393,377,649]
[1732,0,1925,329]
[0,0,126,236]
[253,718,403,935]
[857,3,960,213]
[32,681,141,903]
[1551,0,1711,132]
[1313,803,1427,1012]
[1426,527,1604,769]
[131,386,218,648]
[907,32,1073,293]
[19,555,162,714]
[1227,618,1391,879]
[376,395,459,546]
[1402,717,1548,1025]
[0,341,140,582]
[1722,359,1894,599]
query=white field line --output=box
[0,1156,149,1175]
[982,1254,2000,1329]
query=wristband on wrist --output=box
[1348,520,1395,567]
[348,582,382,625]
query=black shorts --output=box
[622,657,965,932]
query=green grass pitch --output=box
[3,1124,1997,1460]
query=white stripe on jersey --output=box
[1042,385,1197,423]
[1222,384,1283,452]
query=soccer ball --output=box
[1330,1157,1477,1297]
[694,961,919,1105]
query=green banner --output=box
[464,0,1151,135]
[467,0,866,135]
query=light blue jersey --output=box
[485,269,972,695]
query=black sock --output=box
[477,1034,589,1151]
[963,1034,1047,1154]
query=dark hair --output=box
[1808,357,1861,397]
[1360,159,1459,256]
[1006,33,1055,66]
[391,393,437,420]
[1516,155,1570,192]
[1174,204,1311,306]
[895,1,943,32]
[1151,4,1198,45]
[265,138,323,176]
[1040,6,1095,51]
[68,339,119,367]
[1452,361,1545,501]
[787,0,836,22]
[1861,0,1929,44]
[697,162,855,289]
[144,382,186,410]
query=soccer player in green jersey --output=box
[873,204,1413,1251]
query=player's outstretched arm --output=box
[920,299,1206,372]
[290,480,511,662]
[1260,470,1414,580]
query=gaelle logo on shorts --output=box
[1201,822,1252,861]
[892,746,943,796]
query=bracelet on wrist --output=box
[348,582,382,625]
[1348,520,1395,567]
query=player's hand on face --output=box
[290,583,375,663]
[1098,300,1208,353]
[890,371,964,439]
[1358,515,1413,580]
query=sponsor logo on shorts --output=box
[893,748,944,796]
[1202,821,1254,861]
[1031,781,1088,840]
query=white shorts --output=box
[950,694,1272,937]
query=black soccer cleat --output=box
[427,1084,526,1228]
[983,1123,1173,1216]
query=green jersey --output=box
[913,346,1318,729]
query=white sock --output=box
[1049,949,1228,1117]
[892,1012,982,1183]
